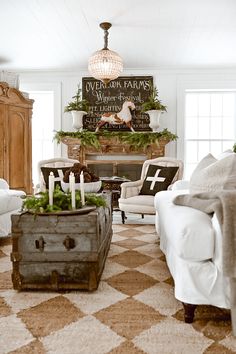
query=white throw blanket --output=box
[173,190,236,335]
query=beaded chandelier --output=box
[88,22,123,86]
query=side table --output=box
[100,177,130,211]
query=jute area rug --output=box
[0,220,235,354]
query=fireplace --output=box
[61,135,170,181]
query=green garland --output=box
[22,186,106,214]
[54,129,178,150]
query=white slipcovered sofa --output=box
[154,151,236,323]
[0,179,25,237]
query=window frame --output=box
[19,81,62,157]
[177,78,236,177]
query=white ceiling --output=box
[1,0,236,71]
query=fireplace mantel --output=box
[60,135,171,176]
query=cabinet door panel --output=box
[0,83,33,194]
[8,106,31,192]
[0,104,6,178]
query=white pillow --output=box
[217,149,234,160]
[0,178,9,189]
[190,153,236,193]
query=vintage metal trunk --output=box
[11,198,112,291]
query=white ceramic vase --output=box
[146,110,162,132]
[71,111,87,131]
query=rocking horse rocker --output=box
[95,101,136,132]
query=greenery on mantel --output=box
[54,129,178,150]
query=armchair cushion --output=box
[119,195,155,214]
[41,166,70,189]
[139,165,179,195]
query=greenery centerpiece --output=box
[64,84,89,131]
[22,186,106,214]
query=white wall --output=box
[19,68,236,160]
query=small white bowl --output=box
[61,180,102,193]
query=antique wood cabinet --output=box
[0,82,34,194]
[11,194,112,291]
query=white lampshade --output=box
[88,22,123,86]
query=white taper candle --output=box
[70,172,76,209]
[80,171,85,206]
[48,171,54,206]
[69,171,73,192]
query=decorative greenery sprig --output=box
[64,84,89,112]
[141,86,167,113]
[119,129,177,149]
[54,130,101,149]
[233,143,236,153]
[22,186,106,214]
[54,129,177,150]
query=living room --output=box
[1,1,236,353]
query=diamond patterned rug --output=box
[0,223,236,354]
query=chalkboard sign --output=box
[82,76,153,131]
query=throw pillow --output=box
[139,165,179,196]
[41,167,70,189]
[217,149,234,160]
[190,153,236,193]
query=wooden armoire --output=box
[0,82,34,194]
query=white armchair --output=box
[118,157,184,223]
[36,157,78,193]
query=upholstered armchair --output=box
[118,157,184,223]
[36,157,78,193]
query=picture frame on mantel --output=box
[82,76,153,131]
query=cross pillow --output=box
[139,164,179,196]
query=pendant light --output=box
[88,22,123,86]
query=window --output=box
[184,91,236,178]
[27,91,54,186]
[20,83,61,188]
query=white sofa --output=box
[0,179,25,237]
[154,151,236,322]
[155,185,231,322]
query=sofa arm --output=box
[120,179,143,199]
[0,178,9,189]
[171,180,190,191]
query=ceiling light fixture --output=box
[88,22,123,86]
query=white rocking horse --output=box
[95,101,136,132]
